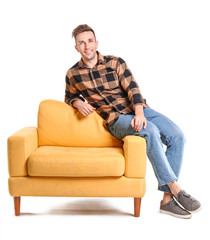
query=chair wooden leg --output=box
[14,197,21,216]
[134,198,141,217]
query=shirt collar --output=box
[77,51,105,69]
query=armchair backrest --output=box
[38,99,122,147]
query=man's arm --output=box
[131,104,147,131]
[65,74,85,105]
[65,74,95,116]
[116,58,147,131]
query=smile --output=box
[85,50,92,55]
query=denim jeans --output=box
[108,107,186,194]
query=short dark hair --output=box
[72,24,96,40]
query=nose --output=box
[85,42,90,49]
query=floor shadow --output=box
[20,199,133,217]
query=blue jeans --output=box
[108,107,186,194]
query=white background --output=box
[0,0,210,239]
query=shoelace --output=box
[182,192,197,204]
[183,192,191,198]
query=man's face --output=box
[75,31,98,61]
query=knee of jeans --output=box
[171,130,186,146]
[143,122,160,139]
[178,131,186,144]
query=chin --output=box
[85,53,96,60]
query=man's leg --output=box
[143,108,201,214]
[108,112,201,216]
[108,113,178,189]
[143,107,186,194]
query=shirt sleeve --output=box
[65,73,85,108]
[116,57,146,110]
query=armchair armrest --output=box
[7,127,38,177]
[122,135,146,178]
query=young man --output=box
[65,24,201,218]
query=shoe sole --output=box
[160,209,192,219]
[189,206,202,213]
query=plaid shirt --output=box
[65,51,149,128]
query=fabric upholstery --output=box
[9,176,146,197]
[7,127,38,177]
[38,99,122,147]
[7,99,147,200]
[28,146,125,177]
[123,136,147,178]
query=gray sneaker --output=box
[175,190,201,213]
[160,198,192,219]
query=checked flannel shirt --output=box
[65,51,149,128]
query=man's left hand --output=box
[131,115,147,132]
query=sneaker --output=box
[175,190,201,213]
[160,198,192,219]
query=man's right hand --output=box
[73,100,96,116]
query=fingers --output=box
[131,118,134,128]
[131,117,142,131]
[135,120,143,132]
[80,104,96,116]
[131,117,147,131]
[144,118,147,129]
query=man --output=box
[65,24,201,218]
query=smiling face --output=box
[75,31,98,63]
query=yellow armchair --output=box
[7,99,146,217]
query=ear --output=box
[75,45,79,52]
[96,40,99,49]
[74,45,79,52]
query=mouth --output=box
[84,50,92,55]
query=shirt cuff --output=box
[69,97,85,108]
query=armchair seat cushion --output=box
[28,146,125,177]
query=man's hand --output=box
[131,104,147,132]
[131,115,147,132]
[73,100,96,116]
